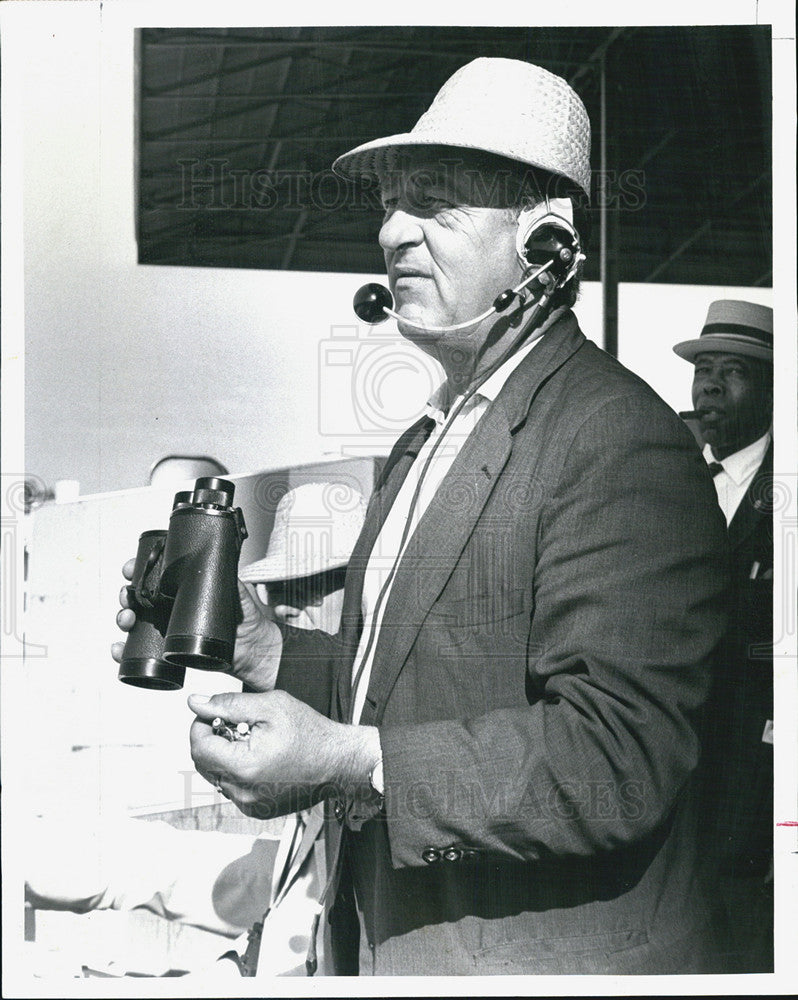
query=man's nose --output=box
[379,206,424,254]
[703,376,723,395]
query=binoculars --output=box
[118,477,247,691]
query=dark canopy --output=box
[137,25,771,288]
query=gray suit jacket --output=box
[279,309,730,974]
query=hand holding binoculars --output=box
[117,478,248,691]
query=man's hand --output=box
[111,559,283,692]
[188,691,381,818]
[230,581,284,690]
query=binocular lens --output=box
[163,634,233,671]
[192,477,235,507]
[118,657,186,691]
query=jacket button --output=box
[443,847,462,862]
[462,849,478,861]
[333,800,346,821]
[422,847,441,863]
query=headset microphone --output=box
[353,283,395,324]
[353,258,555,332]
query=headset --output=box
[353,194,585,333]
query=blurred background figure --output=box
[674,299,774,972]
[239,481,367,634]
[25,481,367,979]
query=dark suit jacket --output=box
[278,310,730,974]
[699,440,773,876]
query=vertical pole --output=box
[600,54,619,357]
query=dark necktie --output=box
[707,461,725,477]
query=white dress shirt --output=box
[703,430,771,525]
[350,332,544,724]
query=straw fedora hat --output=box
[332,57,591,199]
[239,482,367,584]
[673,299,773,363]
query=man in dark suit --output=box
[674,300,774,972]
[179,58,730,976]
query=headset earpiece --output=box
[515,198,584,288]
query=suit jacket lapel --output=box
[728,439,773,554]
[357,409,513,724]
[358,311,585,725]
[335,416,435,721]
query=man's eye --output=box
[411,189,452,210]
[408,191,433,208]
[426,193,454,208]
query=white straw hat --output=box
[332,57,591,199]
[673,299,773,363]
[239,482,367,584]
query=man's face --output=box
[377,155,521,346]
[691,351,772,460]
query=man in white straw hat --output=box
[674,299,774,972]
[176,57,730,975]
[239,482,368,634]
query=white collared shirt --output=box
[349,333,543,724]
[703,431,771,524]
